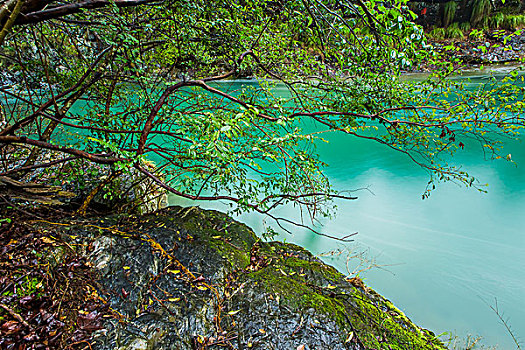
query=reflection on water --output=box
[168,77,525,349]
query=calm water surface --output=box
[168,76,525,349]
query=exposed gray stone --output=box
[54,206,445,350]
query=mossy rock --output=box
[46,206,446,350]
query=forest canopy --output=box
[1,0,524,235]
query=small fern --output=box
[443,1,458,28]
[458,22,471,32]
[428,27,446,40]
[503,15,518,30]
[489,12,505,29]
[470,0,492,28]
[503,14,525,30]
[445,22,465,39]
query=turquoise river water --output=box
[168,74,525,349]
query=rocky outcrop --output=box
[434,30,525,64]
[49,206,446,350]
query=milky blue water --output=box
[168,74,525,349]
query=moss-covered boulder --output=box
[50,206,446,350]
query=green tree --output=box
[0,0,523,236]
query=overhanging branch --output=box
[14,0,160,25]
[0,135,124,164]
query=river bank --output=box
[0,206,446,349]
[434,29,525,65]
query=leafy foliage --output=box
[445,22,465,39]
[470,0,492,27]
[502,14,525,30]
[489,12,506,29]
[0,0,524,234]
[428,26,446,40]
[443,1,458,28]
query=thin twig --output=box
[0,302,30,327]
[482,297,522,350]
